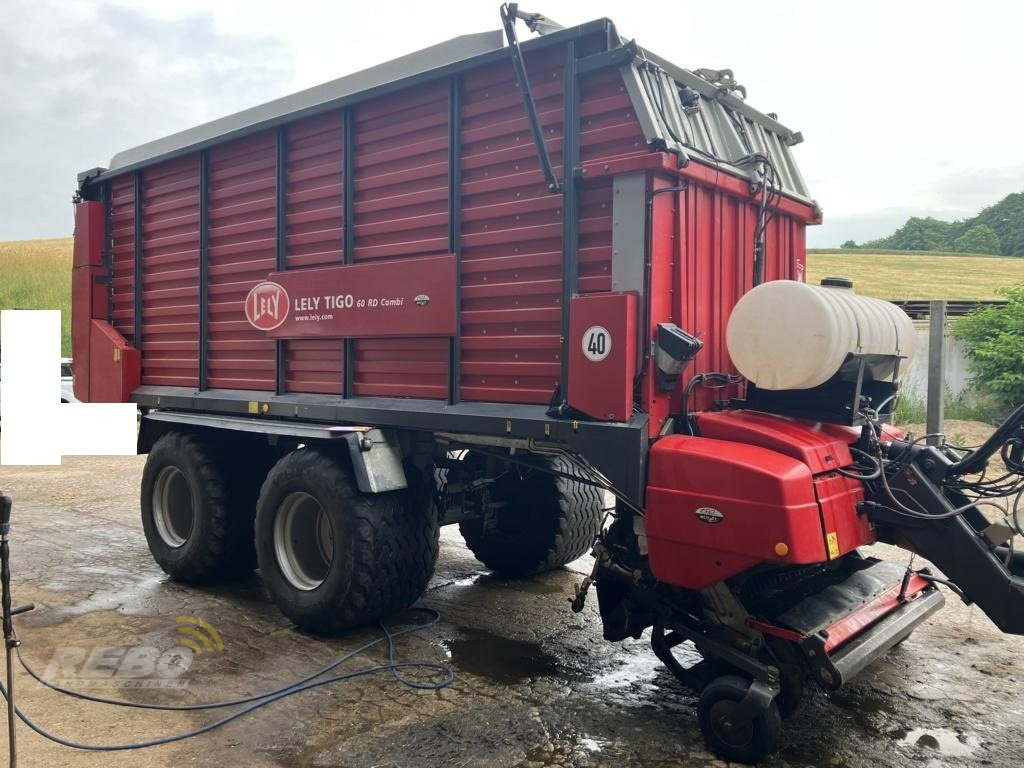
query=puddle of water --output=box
[589,651,663,688]
[900,728,979,758]
[443,628,561,684]
[589,639,699,690]
[443,573,488,589]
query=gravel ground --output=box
[0,454,1021,768]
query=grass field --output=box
[1,238,1022,360]
[806,250,1024,300]
[0,238,73,355]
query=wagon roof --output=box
[81,17,810,201]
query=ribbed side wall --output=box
[579,68,648,165]
[574,67,648,297]
[140,156,200,386]
[458,47,566,405]
[283,112,345,394]
[109,175,136,342]
[94,31,813,409]
[351,80,450,399]
[673,178,806,411]
[207,131,277,390]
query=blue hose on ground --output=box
[0,608,454,752]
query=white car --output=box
[60,358,79,403]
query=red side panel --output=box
[458,46,566,405]
[567,292,636,421]
[207,132,278,390]
[694,410,874,559]
[284,112,345,395]
[140,156,200,387]
[577,180,613,294]
[285,112,343,269]
[632,164,816,423]
[88,320,140,402]
[350,80,450,399]
[109,175,136,343]
[576,66,648,297]
[71,201,106,401]
[695,410,855,475]
[815,473,873,560]
[646,435,827,590]
[579,68,649,166]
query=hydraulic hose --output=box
[947,402,1024,477]
[0,609,453,752]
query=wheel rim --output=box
[152,466,194,548]
[273,492,334,591]
[709,700,755,749]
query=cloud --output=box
[0,1,292,239]
[809,165,1024,247]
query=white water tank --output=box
[726,278,917,391]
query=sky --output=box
[3,0,1024,247]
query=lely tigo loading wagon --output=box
[71,6,1024,761]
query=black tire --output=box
[697,675,782,764]
[776,664,804,719]
[458,455,604,577]
[217,440,284,573]
[140,432,255,583]
[255,449,439,632]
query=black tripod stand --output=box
[1,493,35,768]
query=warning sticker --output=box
[581,325,611,362]
[826,531,840,559]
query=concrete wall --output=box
[900,325,969,402]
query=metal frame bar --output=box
[198,150,210,390]
[576,41,637,75]
[500,4,561,193]
[275,125,288,396]
[447,75,463,406]
[132,170,143,347]
[133,385,649,504]
[343,106,356,399]
[926,300,946,445]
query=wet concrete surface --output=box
[0,455,1022,767]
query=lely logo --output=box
[245,281,289,331]
[695,506,724,524]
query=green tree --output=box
[970,192,1024,256]
[863,216,955,251]
[953,223,1001,255]
[953,284,1024,410]
[840,239,857,249]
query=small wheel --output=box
[255,449,439,632]
[140,432,254,583]
[697,674,782,764]
[457,454,605,577]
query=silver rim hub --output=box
[274,492,334,591]
[152,466,194,548]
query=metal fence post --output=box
[926,300,947,445]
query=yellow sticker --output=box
[247,401,258,414]
[826,532,840,560]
